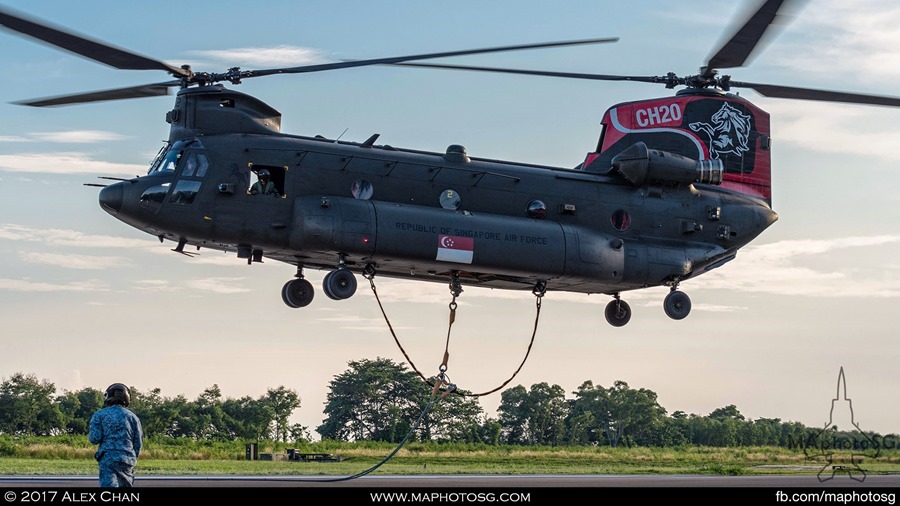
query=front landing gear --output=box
[663,288,691,320]
[282,278,314,308]
[604,294,631,327]
[323,269,357,300]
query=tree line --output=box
[0,373,305,442]
[315,358,820,447]
[1,362,893,448]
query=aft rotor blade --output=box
[733,81,900,107]
[245,38,619,78]
[0,7,189,76]
[14,81,179,107]
[705,0,794,73]
[389,62,661,84]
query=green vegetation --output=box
[1,439,899,476]
[1,358,896,480]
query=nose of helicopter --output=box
[98,183,123,215]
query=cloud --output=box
[693,235,900,297]
[136,277,252,294]
[746,236,900,262]
[0,224,155,249]
[316,314,417,332]
[769,102,900,162]
[0,225,269,264]
[19,251,131,270]
[0,278,108,292]
[29,131,129,144]
[692,303,747,313]
[772,1,900,82]
[0,153,146,176]
[188,45,326,67]
[135,280,172,292]
[0,136,32,143]
[184,277,252,294]
[191,254,247,266]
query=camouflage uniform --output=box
[250,180,279,196]
[89,405,143,488]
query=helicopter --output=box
[2,0,899,328]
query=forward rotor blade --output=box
[246,38,619,78]
[733,81,900,107]
[705,0,795,73]
[14,81,179,107]
[0,7,188,76]
[389,62,661,84]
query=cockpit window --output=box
[182,153,198,177]
[149,147,181,174]
[179,152,210,179]
[169,180,202,205]
[161,150,181,172]
[195,153,209,178]
[147,144,167,174]
[147,139,204,175]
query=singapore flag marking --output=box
[436,234,474,264]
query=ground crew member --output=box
[89,383,143,488]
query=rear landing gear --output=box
[605,294,631,327]
[663,289,691,320]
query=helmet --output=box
[257,169,270,180]
[104,383,131,407]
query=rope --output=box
[368,276,432,385]
[366,274,543,398]
[305,393,439,482]
[231,272,541,483]
[244,392,439,483]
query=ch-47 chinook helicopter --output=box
[3,1,900,327]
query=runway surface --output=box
[1,474,898,487]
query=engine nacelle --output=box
[611,142,723,187]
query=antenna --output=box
[334,128,348,143]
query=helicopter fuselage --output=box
[97,85,777,311]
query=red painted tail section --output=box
[583,93,772,203]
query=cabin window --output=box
[611,209,631,231]
[248,164,287,198]
[440,189,460,210]
[351,179,373,200]
[526,200,547,219]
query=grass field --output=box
[1,437,899,476]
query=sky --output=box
[0,0,898,438]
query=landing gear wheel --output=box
[281,278,314,308]
[604,299,631,327]
[664,290,691,320]
[323,269,357,300]
[322,271,338,300]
